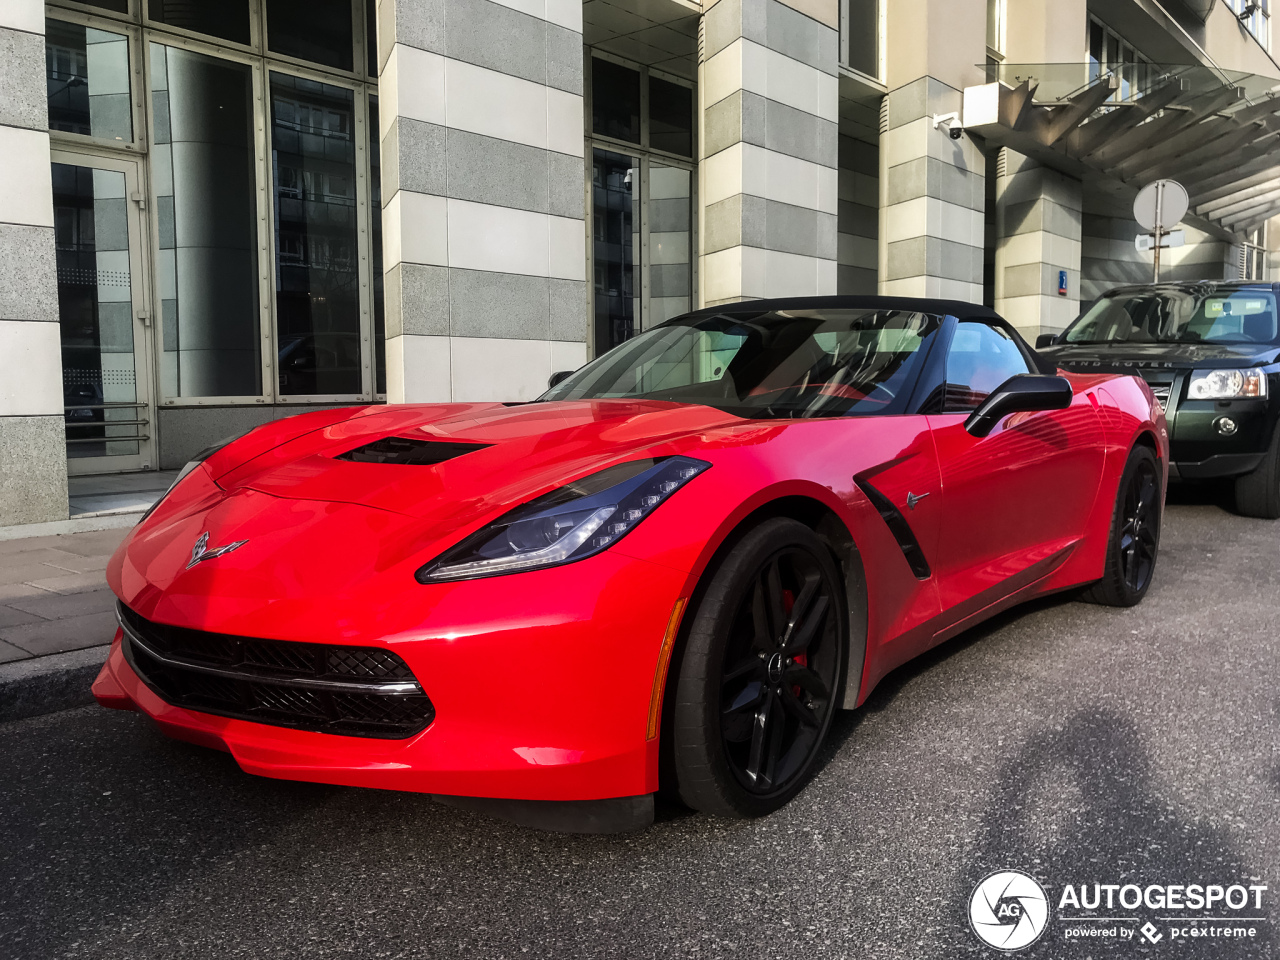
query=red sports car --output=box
[93,298,1167,832]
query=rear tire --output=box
[672,518,846,818]
[1234,420,1280,519]
[1081,444,1161,607]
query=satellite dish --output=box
[1134,180,1189,232]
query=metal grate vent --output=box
[117,602,434,739]
[335,436,491,466]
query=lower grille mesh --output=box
[119,602,434,739]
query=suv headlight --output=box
[1187,368,1268,401]
[416,456,710,583]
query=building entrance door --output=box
[50,152,154,475]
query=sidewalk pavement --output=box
[0,526,129,722]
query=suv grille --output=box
[1149,384,1171,411]
[117,602,434,739]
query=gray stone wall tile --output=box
[886,76,962,130]
[1003,198,1082,242]
[0,225,57,323]
[0,416,67,525]
[549,279,586,342]
[758,95,837,167]
[888,237,981,283]
[706,0,837,73]
[839,134,878,174]
[385,118,446,200]
[838,200,877,239]
[446,0,546,85]
[704,196,744,254]
[546,23,583,95]
[548,151,585,219]
[446,129,551,214]
[382,0,444,57]
[705,89,744,154]
[816,210,838,260]
[449,269,550,339]
[0,28,48,132]
[837,264,876,295]
[385,263,449,338]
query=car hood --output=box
[111,400,761,624]
[213,399,745,520]
[1043,341,1280,371]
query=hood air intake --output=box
[336,437,491,465]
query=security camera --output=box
[932,111,964,141]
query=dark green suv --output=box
[1039,281,1280,518]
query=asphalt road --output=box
[2,493,1278,960]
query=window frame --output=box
[584,50,698,362]
[44,8,147,154]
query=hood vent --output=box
[335,437,491,466]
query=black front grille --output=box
[118,602,434,739]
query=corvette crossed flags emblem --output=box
[187,531,249,569]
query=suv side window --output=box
[944,322,1032,411]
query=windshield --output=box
[1063,289,1279,345]
[538,309,941,418]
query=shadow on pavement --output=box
[944,708,1270,958]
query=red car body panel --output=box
[95,345,1168,804]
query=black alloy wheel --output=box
[1082,444,1161,607]
[672,518,846,817]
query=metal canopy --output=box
[963,63,1280,240]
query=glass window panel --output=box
[46,20,133,143]
[148,0,250,47]
[591,58,641,144]
[78,0,129,12]
[369,94,384,394]
[845,0,878,77]
[648,163,692,327]
[593,149,640,351]
[366,0,378,77]
[271,73,361,396]
[943,322,1031,411]
[267,0,354,72]
[648,77,692,156]
[151,43,262,397]
[52,163,140,458]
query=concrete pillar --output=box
[699,0,840,305]
[993,0,1086,338]
[0,1,69,525]
[837,117,879,295]
[993,150,1082,339]
[376,0,587,403]
[879,0,987,303]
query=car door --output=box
[927,320,1104,622]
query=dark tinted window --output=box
[592,58,641,143]
[944,322,1032,411]
[543,309,941,419]
[366,0,378,76]
[649,76,692,155]
[369,94,385,394]
[267,0,354,71]
[1064,290,1279,345]
[149,0,250,46]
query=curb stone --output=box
[0,645,110,723]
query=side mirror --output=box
[1035,333,1058,349]
[964,375,1073,438]
[548,370,574,389]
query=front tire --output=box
[672,518,846,818]
[1081,444,1161,607]
[1234,419,1280,519]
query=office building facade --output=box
[1,0,1278,525]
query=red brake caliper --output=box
[781,589,807,695]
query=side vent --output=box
[853,477,932,580]
[335,437,491,465]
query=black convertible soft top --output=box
[680,296,1002,323]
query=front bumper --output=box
[93,548,688,805]
[1166,395,1275,479]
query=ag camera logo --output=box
[969,870,1050,951]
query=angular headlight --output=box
[137,436,241,523]
[416,456,710,583]
[1187,368,1268,400]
